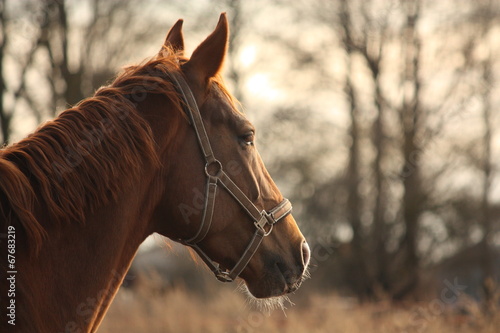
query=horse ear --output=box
[183,13,228,84]
[159,19,184,57]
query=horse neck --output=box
[2,94,178,332]
[11,178,157,333]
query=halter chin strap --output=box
[168,71,292,282]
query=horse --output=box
[0,13,310,332]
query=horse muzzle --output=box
[243,239,311,299]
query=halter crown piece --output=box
[168,71,292,282]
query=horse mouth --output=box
[284,279,303,293]
[240,241,311,302]
[241,261,310,300]
[238,267,309,312]
[278,260,310,293]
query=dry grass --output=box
[99,279,500,333]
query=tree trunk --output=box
[480,56,495,311]
[0,0,10,145]
[226,0,245,104]
[56,0,84,107]
[345,69,372,299]
[395,0,422,299]
[372,75,389,293]
[339,0,374,300]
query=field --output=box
[99,279,499,333]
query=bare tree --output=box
[391,0,423,299]
[338,0,374,299]
[296,0,455,299]
[0,0,170,145]
[474,0,497,309]
[479,54,495,309]
[36,0,165,113]
[0,0,8,144]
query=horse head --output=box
[148,14,310,299]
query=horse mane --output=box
[0,50,186,253]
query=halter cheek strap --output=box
[167,71,292,282]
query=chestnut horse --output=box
[0,14,309,332]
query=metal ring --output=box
[215,271,233,282]
[263,224,273,236]
[205,160,223,178]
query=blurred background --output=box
[1,0,499,331]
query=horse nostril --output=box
[301,240,311,269]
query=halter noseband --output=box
[168,71,292,282]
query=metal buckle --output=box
[204,159,223,178]
[254,213,274,236]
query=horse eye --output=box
[240,132,255,147]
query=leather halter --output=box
[167,71,292,282]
